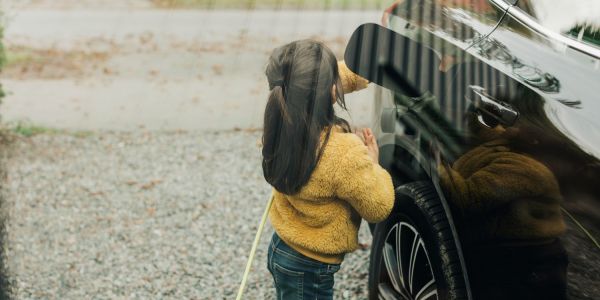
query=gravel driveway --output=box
[5,130,372,299]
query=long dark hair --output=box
[262,40,350,195]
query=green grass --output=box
[0,25,5,100]
[0,26,4,70]
[12,123,57,137]
[152,0,387,9]
[4,48,44,68]
[11,122,92,138]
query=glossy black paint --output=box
[345,0,600,298]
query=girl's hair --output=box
[262,40,350,195]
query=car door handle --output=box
[467,85,519,127]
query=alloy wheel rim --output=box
[378,221,437,300]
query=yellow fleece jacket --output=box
[269,128,395,264]
[338,61,369,93]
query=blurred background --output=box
[0,0,391,299]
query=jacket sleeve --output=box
[334,136,395,223]
[338,61,369,94]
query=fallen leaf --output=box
[358,242,370,250]
[211,64,224,76]
[147,207,156,216]
[140,179,162,190]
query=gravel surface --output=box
[5,130,372,299]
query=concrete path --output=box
[1,9,381,131]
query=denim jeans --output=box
[267,233,341,300]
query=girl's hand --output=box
[362,128,379,164]
[353,127,366,144]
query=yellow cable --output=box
[236,193,274,300]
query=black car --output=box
[343,1,600,299]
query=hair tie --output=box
[269,80,284,90]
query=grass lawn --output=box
[10,122,92,138]
[152,0,389,9]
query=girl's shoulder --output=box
[325,128,367,156]
[316,129,373,179]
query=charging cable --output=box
[235,193,274,300]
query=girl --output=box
[262,40,395,299]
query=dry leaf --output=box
[140,179,162,190]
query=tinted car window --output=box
[513,0,600,49]
[515,0,536,16]
[567,25,600,47]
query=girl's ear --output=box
[331,84,337,104]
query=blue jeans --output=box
[267,233,341,300]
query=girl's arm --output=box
[338,61,369,94]
[334,135,395,223]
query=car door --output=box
[348,0,515,178]
[477,1,600,298]
[345,0,599,298]
[367,0,514,168]
[344,2,520,298]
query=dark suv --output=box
[344,1,600,299]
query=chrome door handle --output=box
[467,85,519,128]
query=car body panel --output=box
[484,4,600,297]
[345,0,600,298]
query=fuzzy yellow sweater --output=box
[268,61,381,264]
[338,61,369,93]
[269,128,395,264]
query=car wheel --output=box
[368,181,467,300]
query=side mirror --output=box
[343,23,444,98]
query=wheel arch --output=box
[386,143,474,299]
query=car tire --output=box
[368,181,468,300]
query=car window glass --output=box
[514,0,536,17]
[513,0,600,49]
[566,26,600,48]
